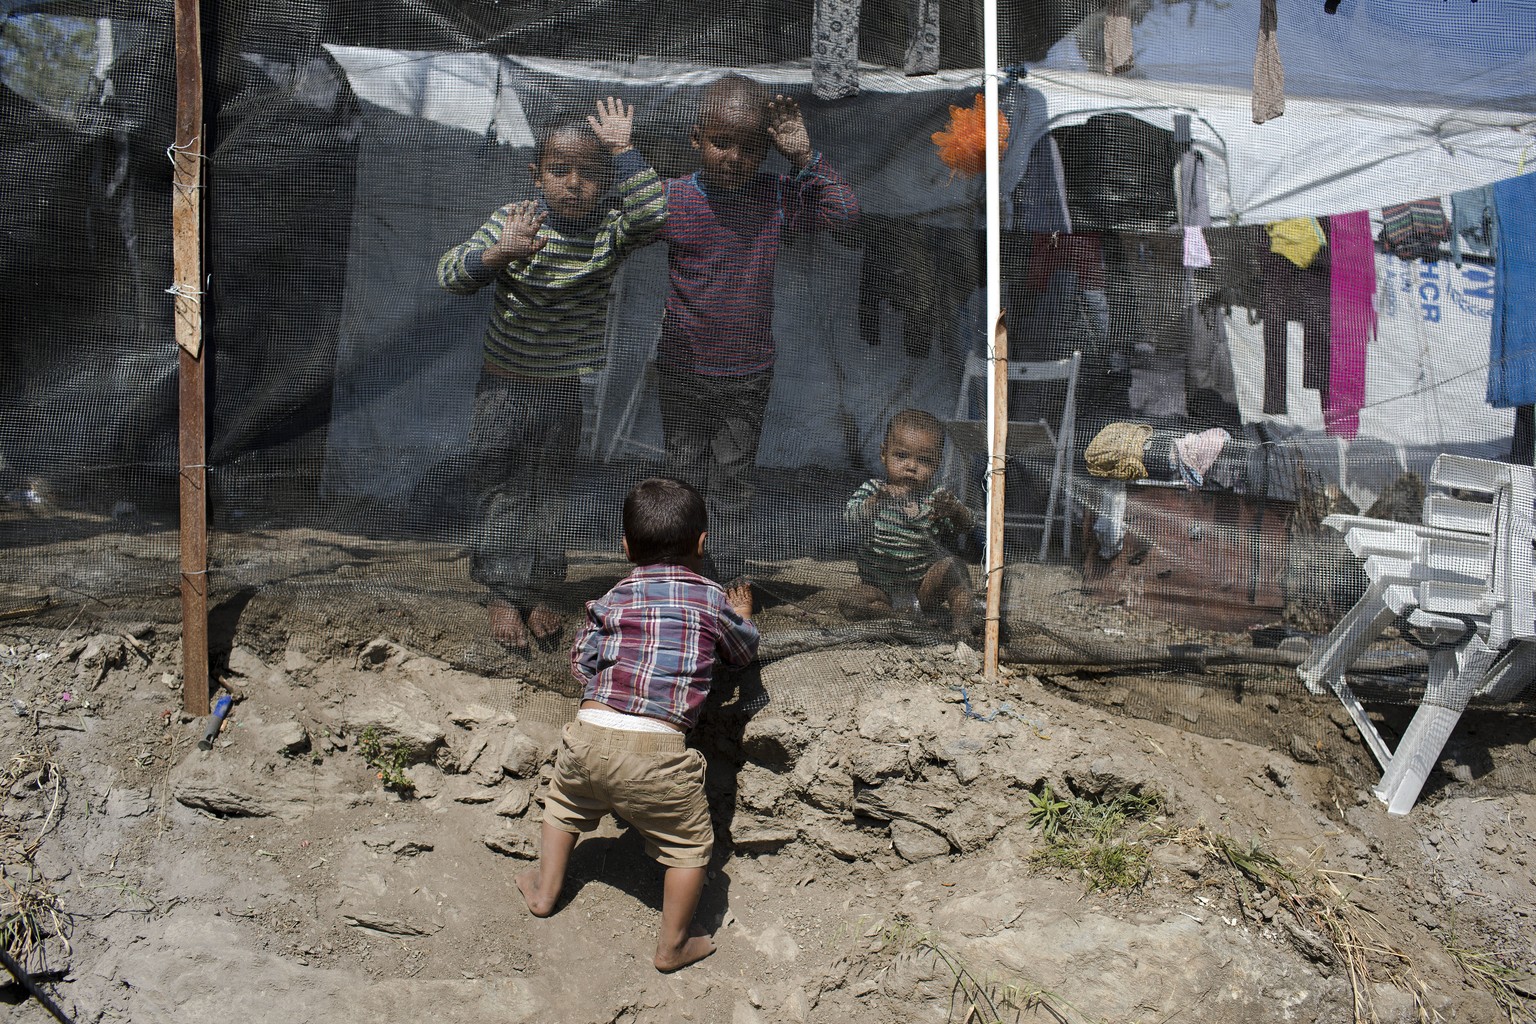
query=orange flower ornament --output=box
[931,93,1010,178]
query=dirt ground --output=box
[3,520,1536,1024]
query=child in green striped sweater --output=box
[438,97,666,651]
[842,409,976,634]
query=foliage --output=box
[859,914,1090,1024]
[1026,785,1162,891]
[357,726,415,793]
[1192,827,1433,1024]
[1443,931,1536,1024]
[1,742,71,969]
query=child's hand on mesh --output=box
[588,96,635,155]
[931,488,973,529]
[726,581,754,620]
[767,95,813,169]
[484,201,547,268]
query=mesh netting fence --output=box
[3,0,1534,802]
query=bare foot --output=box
[526,603,562,644]
[655,927,716,973]
[489,599,529,650]
[516,868,557,918]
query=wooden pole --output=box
[982,317,1008,681]
[173,0,209,715]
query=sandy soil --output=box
[2,522,1536,1024]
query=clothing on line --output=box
[811,0,941,99]
[1258,237,1331,417]
[1253,0,1285,124]
[1325,210,1376,440]
[1488,172,1536,408]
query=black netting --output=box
[3,0,1535,801]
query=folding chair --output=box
[943,350,1081,561]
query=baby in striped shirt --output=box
[438,97,666,651]
[843,409,976,634]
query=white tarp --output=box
[326,45,534,145]
[1019,68,1535,224]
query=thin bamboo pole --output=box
[982,318,1008,680]
[981,0,1005,681]
[173,0,208,716]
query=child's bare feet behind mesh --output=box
[655,923,716,973]
[526,603,563,647]
[488,598,530,650]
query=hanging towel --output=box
[813,0,942,98]
[1104,0,1134,75]
[1488,173,1536,408]
[812,0,860,99]
[1380,198,1450,261]
[1178,149,1212,267]
[1450,186,1497,267]
[1253,0,1285,124]
[904,0,940,76]
[1326,211,1375,440]
[1010,136,1073,233]
[1086,422,1154,480]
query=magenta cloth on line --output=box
[1327,212,1376,439]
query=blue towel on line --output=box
[1487,172,1536,408]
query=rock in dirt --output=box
[391,839,433,857]
[449,703,513,729]
[933,893,1024,937]
[170,753,306,818]
[405,763,443,799]
[952,755,982,784]
[499,731,544,779]
[1062,758,1148,804]
[1149,843,1205,879]
[731,823,797,853]
[103,787,152,818]
[282,646,317,673]
[737,764,791,813]
[76,634,128,689]
[267,720,311,757]
[338,690,446,760]
[226,646,288,688]
[357,636,410,669]
[494,788,531,818]
[890,819,951,862]
[1290,734,1321,764]
[483,825,538,859]
[741,715,810,767]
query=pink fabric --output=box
[1326,211,1376,439]
[1183,226,1212,268]
[1174,427,1230,482]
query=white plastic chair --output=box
[943,350,1081,561]
[1299,454,1536,815]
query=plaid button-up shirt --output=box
[571,563,759,730]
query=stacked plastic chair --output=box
[1298,454,1536,815]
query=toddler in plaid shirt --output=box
[517,477,757,972]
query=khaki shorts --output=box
[543,719,714,869]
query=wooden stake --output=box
[174,0,208,715]
[983,315,1008,681]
